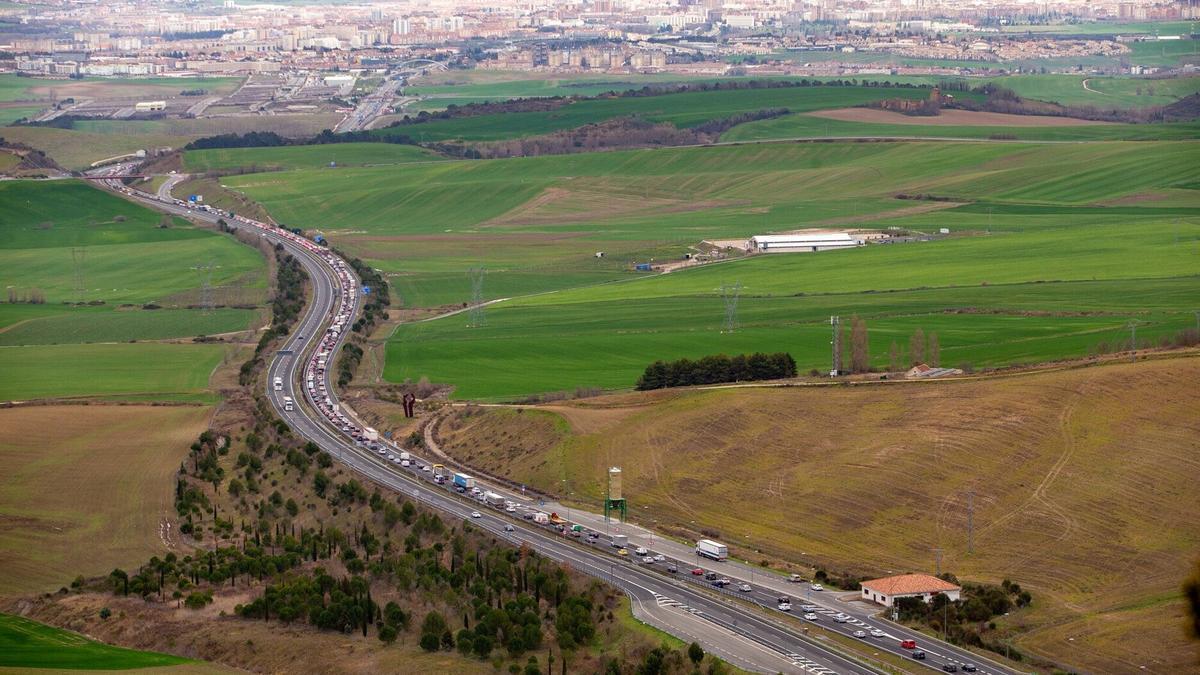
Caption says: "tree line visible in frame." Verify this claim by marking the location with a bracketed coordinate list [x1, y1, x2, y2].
[636, 352, 797, 390]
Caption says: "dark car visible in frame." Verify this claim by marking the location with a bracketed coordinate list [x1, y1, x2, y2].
[704, 571, 718, 581]
[666, 564, 678, 573]
[911, 650, 927, 661]
[961, 665, 977, 673]
[941, 665, 958, 673]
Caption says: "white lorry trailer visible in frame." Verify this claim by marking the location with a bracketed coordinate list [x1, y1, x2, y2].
[696, 539, 728, 561]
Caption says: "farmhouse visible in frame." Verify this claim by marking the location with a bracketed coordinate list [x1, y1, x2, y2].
[748, 232, 862, 253]
[133, 100, 166, 112]
[860, 573, 962, 607]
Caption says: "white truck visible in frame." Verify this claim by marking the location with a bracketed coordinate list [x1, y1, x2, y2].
[611, 534, 629, 549]
[533, 512, 550, 525]
[696, 539, 728, 561]
[273, 376, 283, 391]
[363, 427, 379, 442]
[485, 492, 505, 508]
[399, 451, 411, 461]
[283, 396, 294, 412]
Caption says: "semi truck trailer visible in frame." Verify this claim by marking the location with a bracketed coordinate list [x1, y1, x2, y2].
[696, 539, 728, 561]
[452, 473, 475, 490]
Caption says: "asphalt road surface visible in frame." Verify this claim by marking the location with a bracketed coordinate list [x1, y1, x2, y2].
[95, 168, 1026, 675]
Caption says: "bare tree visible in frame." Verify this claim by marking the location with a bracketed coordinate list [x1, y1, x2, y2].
[928, 332, 940, 367]
[910, 327, 926, 366]
[889, 340, 901, 372]
[850, 315, 870, 373]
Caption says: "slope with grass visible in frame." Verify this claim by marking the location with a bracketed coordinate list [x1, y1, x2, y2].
[0, 613, 193, 670]
[990, 74, 1200, 109]
[182, 142, 446, 172]
[0, 127, 196, 171]
[722, 112, 1200, 142]
[0, 179, 265, 402]
[0, 180, 266, 304]
[0, 405, 213, 595]
[370, 140, 1200, 397]
[376, 85, 945, 142]
[436, 356, 1200, 674]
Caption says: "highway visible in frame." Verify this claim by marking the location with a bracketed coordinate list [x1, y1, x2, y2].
[92, 166, 1026, 675]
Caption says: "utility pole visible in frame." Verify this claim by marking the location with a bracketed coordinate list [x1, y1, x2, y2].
[933, 547, 943, 577]
[1128, 320, 1138, 360]
[830, 315, 841, 377]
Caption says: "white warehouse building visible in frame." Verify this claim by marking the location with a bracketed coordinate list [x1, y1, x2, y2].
[748, 232, 862, 253]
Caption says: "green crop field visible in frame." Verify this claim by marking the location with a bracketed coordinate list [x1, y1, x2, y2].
[0, 180, 266, 305]
[722, 114, 1200, 142]
[0, 306, 257, 345]
[226, 139, 1200, 313]
[348, 139, 1200, 398]
[0, 613, 190, 669]
[0, 180, 264, 402]
[1128, 38, 1200, 66]
[988, 74, 1200, 108]
[183, 142, 446, 172]
[0, 342, 227, 401]
[376, 85, 948, 142]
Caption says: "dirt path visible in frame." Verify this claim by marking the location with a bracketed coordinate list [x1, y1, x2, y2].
[1081, 79, 1108, 96]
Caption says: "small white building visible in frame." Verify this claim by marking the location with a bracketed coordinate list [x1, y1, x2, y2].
[134, 100, 166, 112]
[748, 232, 862, 253]
[860, 574, 962, 607]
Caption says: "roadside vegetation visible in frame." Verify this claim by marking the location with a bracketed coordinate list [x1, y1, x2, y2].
[0, 612, 191, 670]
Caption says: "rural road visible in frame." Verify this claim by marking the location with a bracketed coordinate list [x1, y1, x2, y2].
[93, 164, 1027, 675]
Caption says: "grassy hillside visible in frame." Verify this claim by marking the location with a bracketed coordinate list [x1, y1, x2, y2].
[436, 356, 1200, 674]
[0, 180, 264, 402]
[0, 405, 212, 594]
[0, 127, 195, 171]
[0, 613, 192, 669]
[990, 74, 1200, 108]
[722, 114, 1200, 142]
[182, 142, 445, 172]
[362, 140, 1200, 397]
[0, 180, 266, 304]
[375, 85, 944, 142]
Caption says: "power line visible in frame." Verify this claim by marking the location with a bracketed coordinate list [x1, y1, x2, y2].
[467, 266, 486, 328]
[720, 281, 741, 333]
[193, 261, 215, 313]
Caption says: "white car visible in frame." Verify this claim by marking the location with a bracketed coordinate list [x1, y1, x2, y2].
[810, 583, 824, 592]
[470, 511, 481, 519]
[803, 613, 818, 621]
[634, 547, 648, 556]
[738, 583, 752, 592]
[642, 556, 655, 564]
[421, 465, 430, 472]
[853, 630, 868, 639]
[833, 614, 849, 623]
[653, 554, 666, 562]
[387, 454, 396, 461]
[869, 629, 886, 638]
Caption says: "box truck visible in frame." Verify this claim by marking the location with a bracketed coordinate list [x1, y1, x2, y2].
[611, 534, 629, 549]
[696, 539, 728, 561]
[485, 492, 505, 507]
[282, 396, 293, 412]
[273, 376, 283, 391]
[452, 473, 475, 490]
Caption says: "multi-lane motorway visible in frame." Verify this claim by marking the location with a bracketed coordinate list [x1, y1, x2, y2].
[95, 167, 1026, 675]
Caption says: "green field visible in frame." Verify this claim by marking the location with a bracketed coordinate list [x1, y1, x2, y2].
[1128, 38, 1200, 66]
[352, 139, 1200, 398]
[0, 342, 227, 401]
[0, 180, 263, 401]
[0, 306, 256, 345]
[377, 85, 950, 142]
[721, 115, 1200, 142]
[183, 142, 445, 172]
[0, 180, 266, 305]
[0, 613, 190, 669]
[990, 74, 1200, 108]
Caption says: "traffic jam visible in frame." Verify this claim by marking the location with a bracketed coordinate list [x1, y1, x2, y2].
[105, 170, 986, 675]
